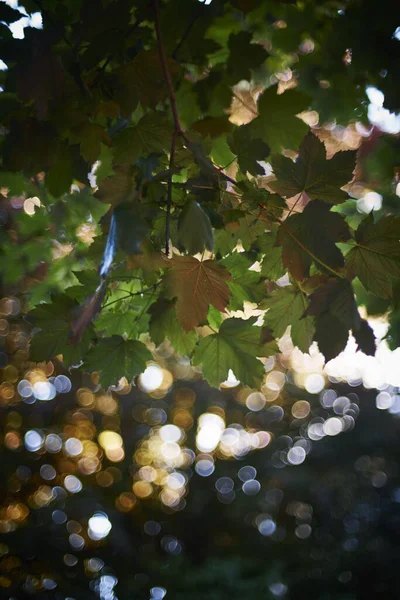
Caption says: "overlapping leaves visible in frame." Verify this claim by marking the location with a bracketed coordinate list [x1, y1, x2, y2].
[1, 0, 398, 392]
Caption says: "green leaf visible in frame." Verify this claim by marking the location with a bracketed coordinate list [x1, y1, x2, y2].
[116, 50, 179, 113]
[83, 336, 153, 388]
[163, 256, 231, 331]
[304, 278, 370, 360]
[229, 124, 270, 176]
[95, 166, 136, 206]
[249, 86, 310, 153]
[345, 215, 400, 299]
[221, 252, 264, 310]
[276, 200, 350, 280]
[262, 285, 314, 352]
[113, 113, 172, 165]
[193, 317, 276, 388]
[226, 32, 268, 84]
[94, 310, 136, 338]
[149, 298, 198, 355]
[178, 198, 214, 255]
[46, 144, 74, 197]
[253, 228, 286, 281]
[270, 132, 356, 204]
[0, 171, 35, 196]
[114, 202, 149, 254]
[28, 296, 91, 366]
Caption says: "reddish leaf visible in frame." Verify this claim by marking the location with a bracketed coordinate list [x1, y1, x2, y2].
[163, 256, 231, 331]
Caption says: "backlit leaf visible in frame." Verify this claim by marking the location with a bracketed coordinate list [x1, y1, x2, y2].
[270, 132, 356, 204]
[262, 286, 314, 352]
[163, 256, 231, 331]
[178, 198, 214, 255]
[249, 87, 310, 153]
[276, 201, 350, 280]
[149, 298, 198, 355]
[83, 336, 152, 388]
[345, 215, 400, 299]
[193, 317, 276, 388]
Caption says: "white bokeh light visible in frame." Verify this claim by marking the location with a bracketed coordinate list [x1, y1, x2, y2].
[88, 513, 112, 540]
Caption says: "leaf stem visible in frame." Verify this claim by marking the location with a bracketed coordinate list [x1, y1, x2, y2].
[102, 283, 160, 309]
[165, 130, 177, 255]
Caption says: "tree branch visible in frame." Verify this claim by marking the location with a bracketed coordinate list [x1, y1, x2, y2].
[153, 0, 182, 134]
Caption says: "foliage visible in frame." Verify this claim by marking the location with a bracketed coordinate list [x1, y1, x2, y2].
[0, 0, 399, 390]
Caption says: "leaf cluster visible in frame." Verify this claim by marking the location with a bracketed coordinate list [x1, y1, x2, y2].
[0, 0, 398, 389]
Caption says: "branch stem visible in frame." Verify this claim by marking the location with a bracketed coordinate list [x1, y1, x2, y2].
[165, 130, 177, 255]
[153, 0, 182, 134]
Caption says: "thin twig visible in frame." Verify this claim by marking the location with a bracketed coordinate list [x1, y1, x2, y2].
[153, 0, 182, 134]
[153, 0, 184, 255]
[165, 130, 177, 255]
[172, 12, 199, 62]
[102, 284, 160, 309]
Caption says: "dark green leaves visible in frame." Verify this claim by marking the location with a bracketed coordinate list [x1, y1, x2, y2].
[83, 336, 153, 388]
[113, 113, 172, 165]
[193, 317, 276, 388]
[227, 32, 268, 84]
[270, 132, 356, 204]
[114, 203, 149, 255]
[305, 278, 376, 360]
[277, 201, 350, 280]
[149, 298, 198, 355]
[249, 87, 310, 153]
[229, 124, 270, 176]
[28, 296, 91, 367]
[346, 215, 400, 299]
[116, 50, 179, 113]
[262, 286, 314, 352]
[254, 229, 286, 281]
[178, 199, 214, 255]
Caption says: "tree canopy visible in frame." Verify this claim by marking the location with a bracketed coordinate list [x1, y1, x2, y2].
[1, 1, 400, 599]
[0, 0, 399, 385]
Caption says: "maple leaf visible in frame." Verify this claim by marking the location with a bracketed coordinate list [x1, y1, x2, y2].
[254, 228, 286, 281]
[163, 256, 231, 331]
[113, 113, 173, 165]
[304, 278, 359, 329]
[262, 286, 314, 352]
[226, 32, 269, 85]
[83, 336, 153, 388]
[249, 86, 310, 153]
[178, 198, 214, 255]
[353, 318, 376, 356]
[221, 252, 265, 310]
[313, 313, 349, 362]
[95, 165, 136, 206]
[229, 124, 270, 175]
[193, 317, 276, 388]
[149, 298, 198, 355]
[345, 215, 400, 299]
[270, 131, 356, 204]
[116, 50, 179, 114]
[276, 200, 350, 280]
[28, 296, 92, 367]
[304, 278, 376, 360]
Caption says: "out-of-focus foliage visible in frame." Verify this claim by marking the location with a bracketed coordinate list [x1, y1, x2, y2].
[0, 0, 399, 389]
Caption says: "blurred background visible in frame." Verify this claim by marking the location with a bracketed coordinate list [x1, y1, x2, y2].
[1, 305, 400, 600]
